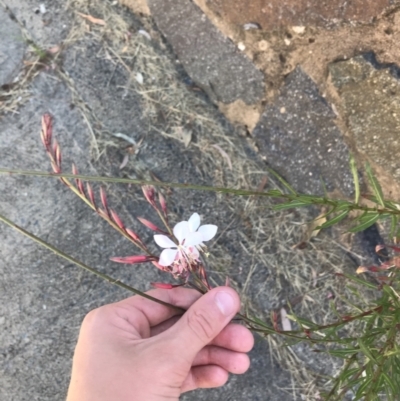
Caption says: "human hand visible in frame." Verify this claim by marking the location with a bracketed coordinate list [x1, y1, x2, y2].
[66, 286, 254, 401]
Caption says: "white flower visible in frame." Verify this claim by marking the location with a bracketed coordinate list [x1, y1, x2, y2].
[154, 213, 218, 267]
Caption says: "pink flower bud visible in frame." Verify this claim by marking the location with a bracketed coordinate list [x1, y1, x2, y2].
[41, 114, 52, 146]
[111, 209, 125, 230]
[77, 179, 84, 195]
[52, 140, 59, 158]
[142, 185, 156, 206]
[55, 144, 62, 167]
[100, 187, 109, 210]
[151, 282, 174, 289]
[138, 217, 166, 233]
[126, 228, 140, 242]
[110, 255, 151, 264]
[86, 183, 96, 208]
[158, 193, 167, 214]
[51, 161, 61, 174]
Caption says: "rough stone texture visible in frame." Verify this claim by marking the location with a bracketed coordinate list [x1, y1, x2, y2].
[147, 0, 265, 105]
[0, 7, 25, 86]
[253, 67, 354, 197]
[329, 53, 400, 185]
[206, 0, 395, 30]
[4, 0, 72, 45]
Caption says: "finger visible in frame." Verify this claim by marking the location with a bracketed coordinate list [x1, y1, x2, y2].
[192, 345, 250, 374]
[181, 365, 229, 393]
[113, 287, 202, 331]
[211, 323, 254, 353]
[164, 287, 240, 361]
[151, 319, 254, 355]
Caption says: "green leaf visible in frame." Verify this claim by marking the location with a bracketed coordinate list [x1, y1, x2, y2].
[349, 213, 380, 232]
[267, 167, 297, 195]
[358, 338, 377, 363]
[354, 377, 372, 400]
[366, 163, 384, 207]
[382, 373, 396, 400]
[342, 273, 378, 290]
[272, 200, 309, 210]
[328, 348, 360, 358]
[350, 154, 360, 204]
[317, 210, 349, 229]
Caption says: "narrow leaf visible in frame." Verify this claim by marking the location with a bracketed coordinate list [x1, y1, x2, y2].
[357, 338, 377, 363]
[342, 273, 378, 290]
[366, 162, 384, 207]
[328, 348, 359, 358]
[267, 167, 297, 195]
[273, 200, 309, 211]
[349, 213, 380, 232]
[350, 154, 360, 204]
[317, 210, 349, 229]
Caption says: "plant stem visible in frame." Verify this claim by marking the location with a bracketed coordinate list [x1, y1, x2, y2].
[0, 212, 184, 312]
[2, 168, 399, 217]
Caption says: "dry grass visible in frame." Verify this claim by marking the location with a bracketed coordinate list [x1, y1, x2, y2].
[28, 0, 382, 398]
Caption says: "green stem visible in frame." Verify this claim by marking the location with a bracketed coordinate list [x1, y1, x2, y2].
[0, 212, 183, 312]
[2, 168, 399, 216]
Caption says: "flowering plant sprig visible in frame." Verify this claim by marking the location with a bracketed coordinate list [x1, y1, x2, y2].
[0, 113, 392, 399]
[40, 114, 217, 292]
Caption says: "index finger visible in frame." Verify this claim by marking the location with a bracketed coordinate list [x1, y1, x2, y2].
[114, 287, 202, 328]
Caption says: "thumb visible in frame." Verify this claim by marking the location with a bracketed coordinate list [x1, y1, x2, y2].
[166, 287, 240, 360]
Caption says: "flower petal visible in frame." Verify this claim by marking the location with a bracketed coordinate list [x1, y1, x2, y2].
[184, 232, 204, 247]
[173, 221, 190, 243]
[198, 224, 218, 241]
[154, 234, 176, 249]
[159, 249, 178, 266]
[188, 213, 201, 232]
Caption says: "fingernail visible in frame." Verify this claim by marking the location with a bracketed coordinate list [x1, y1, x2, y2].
[215, 291, 236, 316]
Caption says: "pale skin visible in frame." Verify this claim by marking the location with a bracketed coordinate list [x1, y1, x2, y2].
[66, 286, 254, 401]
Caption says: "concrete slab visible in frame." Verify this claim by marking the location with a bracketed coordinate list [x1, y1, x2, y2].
[329, 53, 400, 191]
[147, 0, 265, 105]
[253, 67, 354, 197]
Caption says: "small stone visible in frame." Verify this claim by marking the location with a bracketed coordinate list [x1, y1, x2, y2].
[39, 4, 47, 14]
[243, 22, 261, 30]
[292, 26, 305, 34]
[280, 107, 286, 113]
[0, 316, 5, 325]
[284, 38, 291, 46]
[135, 72, 144, 84]
[238, 42, 246, 51]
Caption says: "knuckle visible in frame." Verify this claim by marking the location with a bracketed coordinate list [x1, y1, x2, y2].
[82, 305, 111, 327]
[187, 309, 215, 342]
